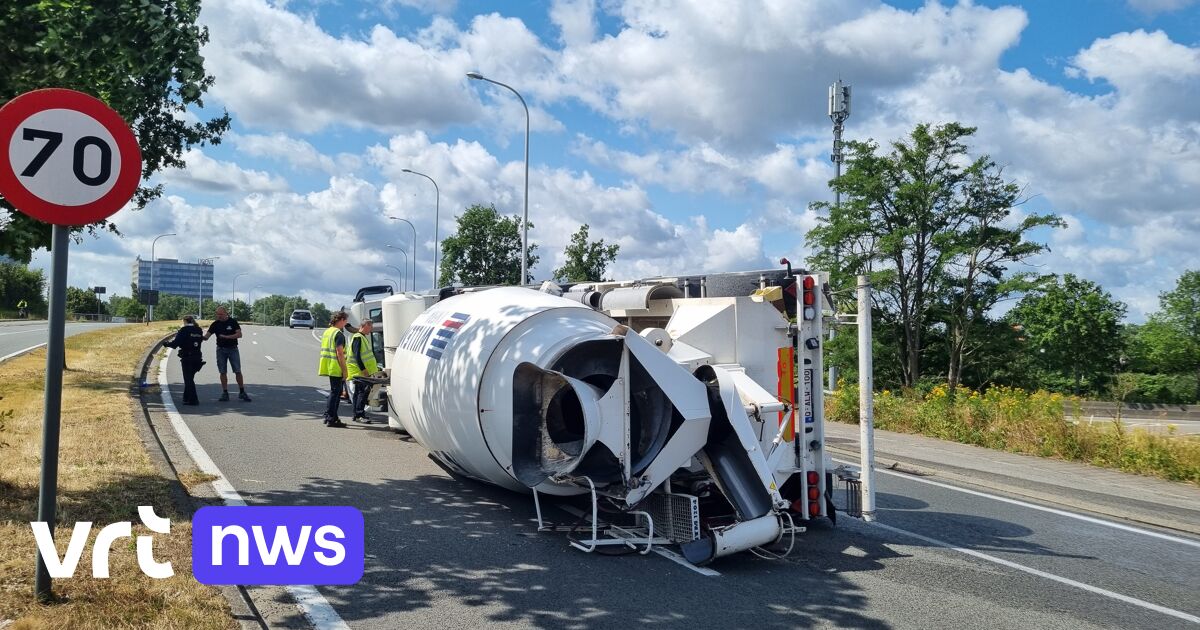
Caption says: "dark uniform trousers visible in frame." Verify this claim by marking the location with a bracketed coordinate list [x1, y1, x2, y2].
[181, 357, 203, 404]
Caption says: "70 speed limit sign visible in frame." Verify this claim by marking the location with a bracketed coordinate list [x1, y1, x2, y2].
[0, 88, 142, 225]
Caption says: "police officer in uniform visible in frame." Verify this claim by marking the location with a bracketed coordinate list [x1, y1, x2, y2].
[164, 315, 205, 405]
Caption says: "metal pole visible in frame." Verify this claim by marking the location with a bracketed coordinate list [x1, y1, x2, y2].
[399, 171, 439, 290]
[387, 217, 418, 291]
[386, 263, 406, 292]
[232, 272, 248, 320]
[149, 233, 175, 322]
[467, 73, 530, 285]
[857, 275, 875, 522]
[34, 225, 69, 600]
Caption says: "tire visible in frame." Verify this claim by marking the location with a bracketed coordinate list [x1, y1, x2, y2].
[289, 325, 293, 329]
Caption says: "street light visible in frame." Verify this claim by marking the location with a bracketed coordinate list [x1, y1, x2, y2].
[383, 278, 398, 292]
[198, 257, 219, 319]
[232, 272, 249, 319]
[386, 215, 418, 290]
[399, 170, 440, 290]
[467, 71, 530, 285]
[385, 264, 406, 292]
[149, 233, 176, 321]
[386, 245, 409, 292]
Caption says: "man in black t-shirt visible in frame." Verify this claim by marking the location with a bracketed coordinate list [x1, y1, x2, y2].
[204, 306, 251, 402]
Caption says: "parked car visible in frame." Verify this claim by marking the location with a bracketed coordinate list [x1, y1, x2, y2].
[288, 309, 315, 329]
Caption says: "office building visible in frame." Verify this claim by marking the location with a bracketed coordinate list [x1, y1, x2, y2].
[131, 257, 214, 303]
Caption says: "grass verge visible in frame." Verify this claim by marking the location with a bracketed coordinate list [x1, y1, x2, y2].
[827, 383, 1200, 484]
[0, 323, 233, 629]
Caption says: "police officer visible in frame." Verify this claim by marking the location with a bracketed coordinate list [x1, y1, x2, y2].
[318, 311, 350, 427]
[346, 319, 379, 422]
[164, 315, 205, 405]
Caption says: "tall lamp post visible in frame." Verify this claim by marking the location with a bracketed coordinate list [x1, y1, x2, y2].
[467, 71, 531, 284]
[231, 272, 249, 319]
[385, 264, 406, 292]
[399, 170, 439, 289]
[386, 215, 418, 291]
[385, 246, 409, 292]
[198, 257, 219, 319]
[827, 79, 851, 392]
[149, 233, 176, 321]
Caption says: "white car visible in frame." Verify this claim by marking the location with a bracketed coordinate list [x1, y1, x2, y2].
[288, 309, 315, 329]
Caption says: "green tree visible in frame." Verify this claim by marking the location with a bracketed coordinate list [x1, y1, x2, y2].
[0, 262, 47, 315]
[1, 0, 230, 262]
[807, 122, 1059, 388]
[108, 295, 145, 320]
[1131, 270, 1200, 399]
[310, 302, 331, 328]
[553, 224, 620, 283]
[65, 286, 104, 316]
[1007, 274, 1127, 394]
[439, 204, 538, 287]
[154, 294, 198, 320]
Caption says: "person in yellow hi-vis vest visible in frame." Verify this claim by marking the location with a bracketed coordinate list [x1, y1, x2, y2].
[317, 311, 350, 428]
[346, 319, 380, 423]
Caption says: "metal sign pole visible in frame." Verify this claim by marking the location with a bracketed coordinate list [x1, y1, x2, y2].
[857, 275, 876, 522]
[34, 224, 69, 600]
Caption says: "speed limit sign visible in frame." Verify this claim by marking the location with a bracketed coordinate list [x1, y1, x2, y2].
[0, 88, 141, 225]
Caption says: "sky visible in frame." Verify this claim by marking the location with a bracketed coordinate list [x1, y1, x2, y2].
[19, 0, 1200, 319]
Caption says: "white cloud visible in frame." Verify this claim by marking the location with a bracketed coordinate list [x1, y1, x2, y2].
[159, 149, 290, 193]
[550, 0, 596, 47]
[1126, 0, 1199, 15]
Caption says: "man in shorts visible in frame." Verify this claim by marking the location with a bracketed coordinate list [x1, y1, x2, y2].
[205, 306, 252, 401]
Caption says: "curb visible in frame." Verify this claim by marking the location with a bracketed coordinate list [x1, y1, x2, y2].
[131, 337, 270, 630]
[827, 444, 1200, 536]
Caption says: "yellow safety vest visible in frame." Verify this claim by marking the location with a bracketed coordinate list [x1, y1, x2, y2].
[346, 331, 378, 379]
[317, 326, 344, 377]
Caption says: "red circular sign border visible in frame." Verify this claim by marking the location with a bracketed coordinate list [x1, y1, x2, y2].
[0, 88, 142, 226]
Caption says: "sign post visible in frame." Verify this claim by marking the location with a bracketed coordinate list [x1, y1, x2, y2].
[0, 88, 141, 601]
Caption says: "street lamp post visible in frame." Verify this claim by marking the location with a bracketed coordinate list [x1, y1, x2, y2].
[385, 264, 406, 292]
[149, 233, 176, 321]
[399, 170, 440, 290]
[386, 215, 418, 291]
[467, 71, 530, 285]
[383, 278, 398, 292]
[198, 257, 219, 319]
[232, 272, 249, 319]
[385, 246, 409, 292]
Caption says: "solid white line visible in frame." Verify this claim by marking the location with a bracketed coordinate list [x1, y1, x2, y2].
[834, 457, 1200, 549]
[871, 520, 1200, 624]
[310, 329, 322, 343]
[0, 342, 46, 363]
[159, 349, 351, 630]
[0, 328, 44, 336]
[265, 355, 276, 362]
[252, 340, 259, 345]
[556, 504, 720, 577]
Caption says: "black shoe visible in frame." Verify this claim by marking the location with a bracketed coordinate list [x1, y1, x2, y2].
[218, 391, 230, 401]
[326, 420, 346, 428]
[239, 391, 252, 402]
[182, 400, 198, 406]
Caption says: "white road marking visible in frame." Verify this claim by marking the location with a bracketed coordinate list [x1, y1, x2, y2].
[159, 349, 351, 630]
[310, 329, 322, 343]
[265, 355, 276, 362]
[0, 328, 45, 336]
[871, 520, 1200, 624]
[0, 342, 46, 363]
[314, 388, 329, 397]
[834, 458, 1200, 549]
[252, 340, 259, 345]
[557, 504, 720, 577]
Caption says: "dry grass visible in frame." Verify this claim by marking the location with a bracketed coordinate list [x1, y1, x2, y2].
[0, 323, 233, 629]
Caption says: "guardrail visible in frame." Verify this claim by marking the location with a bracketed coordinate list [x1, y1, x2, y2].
[1077, 401, 1200, 422]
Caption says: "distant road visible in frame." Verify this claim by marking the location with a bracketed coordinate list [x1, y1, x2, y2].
[0, 320, 126, 361]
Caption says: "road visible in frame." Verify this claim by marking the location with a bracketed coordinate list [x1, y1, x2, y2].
[160, 324, 1200, 629]
[0, 320, 125, 360]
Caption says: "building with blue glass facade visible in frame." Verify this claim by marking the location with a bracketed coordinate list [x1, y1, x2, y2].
[131, 257, 214, 303]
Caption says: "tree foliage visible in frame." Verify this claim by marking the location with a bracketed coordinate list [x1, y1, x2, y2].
[1129, 270, 1200, 399]
[438, 204, 538, 287]
[153, 293, 198, 321]
[65, 286, 104, 316]
[107, 295, 145, 320]
[0, 262, 46, 314]
[553, 224, 619, 283]
[808, 122, 1060, 388]
[310, 302, 332, 328]
[0, 0, 230, 262]
[1007, 274, 1126, 394]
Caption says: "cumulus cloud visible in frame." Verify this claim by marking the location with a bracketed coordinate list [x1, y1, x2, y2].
[1126, 0, 1199, 14]
[159, 149, 290, 193]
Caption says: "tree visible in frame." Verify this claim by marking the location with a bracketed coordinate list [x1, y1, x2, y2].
[108, 295, 145, 320]
[439, 204, 538, 287]
[310, 302, 332, 328]
[1132, 270, 1200, 399]
[808, 122, 1059, 388]
[154, 294, 198, 321]
[1007, 274, 1126, 394]
[1, 0, 230, 262]
[65, 286, 103, 316]
[553, 224, 620, 283]
[0, 262, 47, 315]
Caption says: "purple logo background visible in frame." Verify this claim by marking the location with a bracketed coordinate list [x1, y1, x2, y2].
[192, 505, 364, 585]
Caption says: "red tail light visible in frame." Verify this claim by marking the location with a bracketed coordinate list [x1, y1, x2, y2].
[808, 501, 821, 517]
[807, 487, 820, 501]
[806, 471, 819, 485]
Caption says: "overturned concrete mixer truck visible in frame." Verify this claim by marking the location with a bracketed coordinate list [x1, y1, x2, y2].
[375, 264, 857, 565]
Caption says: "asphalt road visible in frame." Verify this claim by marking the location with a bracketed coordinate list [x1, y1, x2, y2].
[0, 320, 125, 360]
[162, 324, 1200, 629]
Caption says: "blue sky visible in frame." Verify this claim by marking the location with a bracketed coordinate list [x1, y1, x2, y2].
[22, 0, 1200, 319]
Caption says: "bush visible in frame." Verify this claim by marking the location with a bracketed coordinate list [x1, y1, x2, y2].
[1119, 372, 1198, 405]
[827, 383, 1199, 483]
